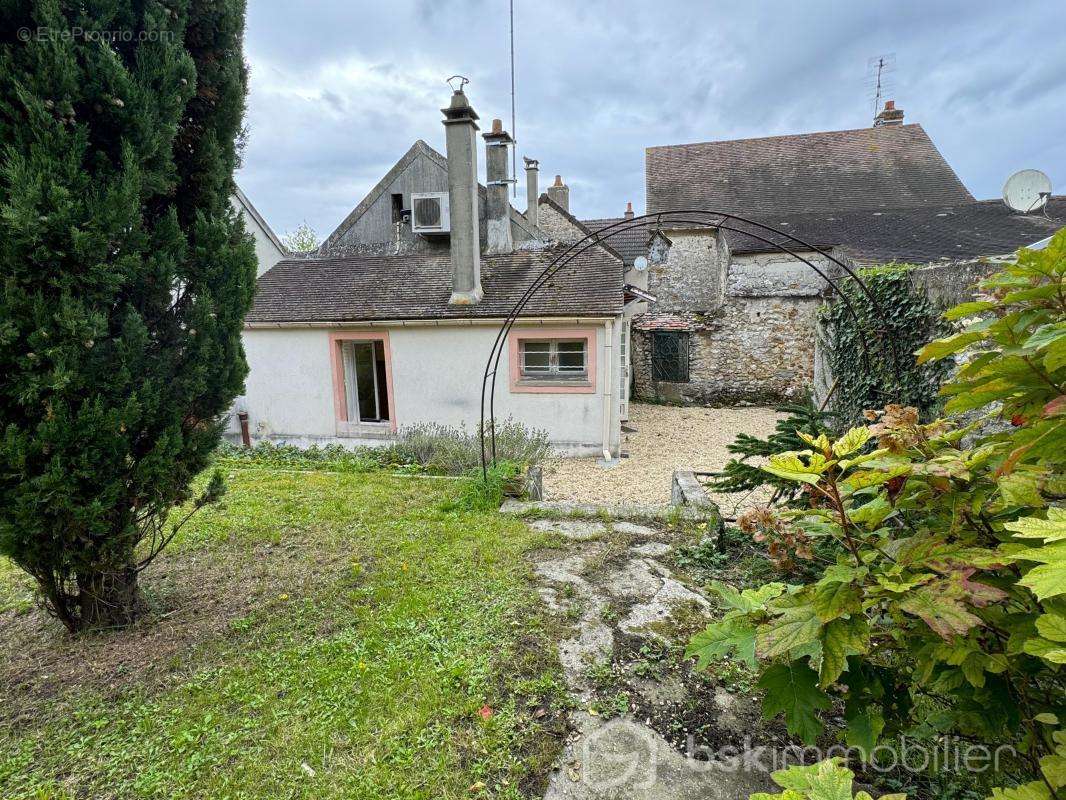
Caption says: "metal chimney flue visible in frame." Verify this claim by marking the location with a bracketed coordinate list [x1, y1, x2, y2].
[524, 156, 539, 230]
[483, 118, 515, 255]
[442, 82, 482, 304]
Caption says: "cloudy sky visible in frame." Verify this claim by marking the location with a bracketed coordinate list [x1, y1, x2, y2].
[235, 0, 1066, 243]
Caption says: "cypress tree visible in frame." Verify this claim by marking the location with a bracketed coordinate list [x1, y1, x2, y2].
[0, 0, 257, 631]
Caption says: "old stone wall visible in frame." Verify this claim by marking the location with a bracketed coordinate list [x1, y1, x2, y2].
[646, 230, 726, 311]
[536, 201, 587, 242]
[632, 247, 835, 405]
[632, 295, 820, 405]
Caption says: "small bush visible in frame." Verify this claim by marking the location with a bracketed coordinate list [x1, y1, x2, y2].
[391, 418, 550, 475]
[443, 461, 523, 512]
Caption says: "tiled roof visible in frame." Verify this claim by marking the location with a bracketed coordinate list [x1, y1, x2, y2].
[632, 314, 697, 332]
[581, 217, 650, 267]
[646, 124, 975, 217]
[247, 245, 624, 324]
[723, 198, 1066, 264]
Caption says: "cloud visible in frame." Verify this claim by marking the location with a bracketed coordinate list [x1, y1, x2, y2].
[236, 0, 1066, 240]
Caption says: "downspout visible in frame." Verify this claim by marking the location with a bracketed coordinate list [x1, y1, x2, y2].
[601, 319, 614, 461]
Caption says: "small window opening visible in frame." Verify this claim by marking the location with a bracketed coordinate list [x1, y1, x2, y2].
[390, 193, 405, 223]
[651, 331, 689, 383]
[341, 340, 390, 422]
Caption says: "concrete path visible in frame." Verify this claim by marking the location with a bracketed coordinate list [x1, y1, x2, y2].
[530, 518, 776, 800]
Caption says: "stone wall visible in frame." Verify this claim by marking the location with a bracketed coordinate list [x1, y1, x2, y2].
[632, 245, 836, 405]
[633, 295, 820, 405]
[536, 200, 587, 242]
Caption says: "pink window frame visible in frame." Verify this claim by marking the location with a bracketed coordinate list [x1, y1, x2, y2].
[508, 327, 597, 394]
[329, 331, 398, 432]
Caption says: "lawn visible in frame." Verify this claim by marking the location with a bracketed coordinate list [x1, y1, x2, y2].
[0, 467, 567, 799]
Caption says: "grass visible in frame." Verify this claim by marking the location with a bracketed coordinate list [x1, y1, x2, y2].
[0, 468, 566, 799]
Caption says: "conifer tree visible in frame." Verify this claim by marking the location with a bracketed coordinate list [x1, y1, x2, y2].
[0, 0, 256, 631]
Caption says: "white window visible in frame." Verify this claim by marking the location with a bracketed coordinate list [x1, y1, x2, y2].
[340, 340, 390, 423]
[520, 339, 587, 380]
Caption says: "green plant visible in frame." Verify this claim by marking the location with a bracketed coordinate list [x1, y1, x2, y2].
[691, 233, 1066, 798]
[393, 418, 550, 475]
[820, 265, 955, 427]
[751, 758, 906, 800]
[443, 461, 522, 512]
[707, 399, 837, 502]
[0, 0, 256, 630]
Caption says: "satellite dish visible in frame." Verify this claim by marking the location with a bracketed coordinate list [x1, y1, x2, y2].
[1003, 169, 1052, 214]
[633, 255, 649, 272]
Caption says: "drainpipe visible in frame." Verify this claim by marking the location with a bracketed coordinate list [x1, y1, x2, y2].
[601, 319, 614, 461]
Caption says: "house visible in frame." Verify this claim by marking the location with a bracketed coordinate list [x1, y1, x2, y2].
[232, 185, 287, 277]
[234, 87, 631, 458]
[618, 102, 1064, 405]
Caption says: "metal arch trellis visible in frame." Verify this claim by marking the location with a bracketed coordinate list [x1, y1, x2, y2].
[478, 209, 907, 478]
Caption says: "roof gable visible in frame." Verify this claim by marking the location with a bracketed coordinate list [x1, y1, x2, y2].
[646, 123, 974, 218]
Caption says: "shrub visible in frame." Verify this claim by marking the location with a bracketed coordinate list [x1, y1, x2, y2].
[0, 0, 255, 630]
[392, 418, 550, 474]
[820, 265, 954, 427]
[692, 232, 1066, 798]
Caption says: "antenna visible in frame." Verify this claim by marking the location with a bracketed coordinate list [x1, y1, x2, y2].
[865, 54, 896, 119]
[509, 0, 517, 197]
[1002, 169, 1052, 214]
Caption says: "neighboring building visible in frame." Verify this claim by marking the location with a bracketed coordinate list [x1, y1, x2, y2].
[235, 89, 629, 458]
[624, 103, 1064, 405]
[232, 185, 287, 277]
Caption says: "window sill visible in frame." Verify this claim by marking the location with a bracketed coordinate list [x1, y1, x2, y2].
[335, 421, 395, 439]
[512, 378, 595, 394]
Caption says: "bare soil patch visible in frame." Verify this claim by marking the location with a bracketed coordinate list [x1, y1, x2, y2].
[0, 538, 346, 727]
[544, 402, 784, 514]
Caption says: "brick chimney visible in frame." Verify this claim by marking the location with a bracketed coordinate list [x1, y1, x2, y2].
[523, 156, 539, 230]
[482, 118, 514, 255]
[624, 201, 634, 219]
[874, 100, 904, 127]
[547, 174, 569, 212]
[442, 86, 482, 305]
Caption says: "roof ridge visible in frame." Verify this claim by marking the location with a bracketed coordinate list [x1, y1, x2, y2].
[645, 123, 926, 152]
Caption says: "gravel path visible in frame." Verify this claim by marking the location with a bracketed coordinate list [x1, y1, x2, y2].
[543, 403, 784, 515]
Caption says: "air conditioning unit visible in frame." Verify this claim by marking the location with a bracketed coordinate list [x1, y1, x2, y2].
[410, 192, 450, 235]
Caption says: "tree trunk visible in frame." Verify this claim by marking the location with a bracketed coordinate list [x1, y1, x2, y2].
[76, 564, 145, 629]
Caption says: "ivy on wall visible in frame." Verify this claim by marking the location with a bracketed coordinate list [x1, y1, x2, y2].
[819, 265, 954, 425]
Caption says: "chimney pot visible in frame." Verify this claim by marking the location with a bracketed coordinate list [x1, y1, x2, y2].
[624, 201, 634, 219]
[491, 118, 503, 134]
[873, 99, 905, 127]
[547, 174, 570, 212]
[884, 100, 895, 110]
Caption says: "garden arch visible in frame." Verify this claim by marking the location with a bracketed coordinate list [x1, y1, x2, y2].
[479, 210, 905, 476]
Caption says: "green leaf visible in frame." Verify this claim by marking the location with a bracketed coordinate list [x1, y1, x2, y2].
[1041, 748, 1066, 789]
[770, 758, 856, 799]
[1024, 322, 1066, 352]
[998, 471, 1046, 508]
[758, 603, 822, 659]
[1005, 508, 1066, 543]
[1019, 561, 1066, 601]
[812, 582, 862, 623]
[899, 586, 983, 640]
[844, 708, 885, 759]
[762, 452, 834, 486]
[944, 300, 996, 321]
[707, 580, 786, 613]
[758, 663, 832, 745]
[687, 616, 758, 669]
[917, 331, 983, 364]
[1036, 611, 1066, 643]
[832, 427, 872, 458]
[989, 780, 1054, 800]
[820, 616, 869, 687]
[847, 495, 893, 530]
[1022, 637, 1066, 664]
